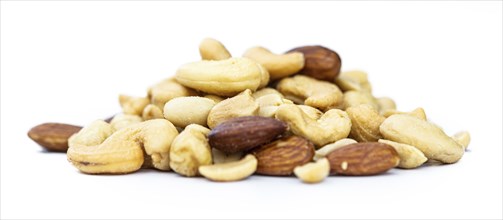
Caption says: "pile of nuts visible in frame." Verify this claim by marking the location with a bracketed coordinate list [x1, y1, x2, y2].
[28, 38, 471, 183]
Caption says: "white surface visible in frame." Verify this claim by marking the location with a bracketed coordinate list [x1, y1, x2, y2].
[1, 1, 502, 219]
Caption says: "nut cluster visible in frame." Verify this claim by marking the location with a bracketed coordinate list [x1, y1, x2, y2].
[28, 38, 470, 183]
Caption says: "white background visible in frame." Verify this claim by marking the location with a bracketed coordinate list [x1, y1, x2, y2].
[1, 1, 502, 219]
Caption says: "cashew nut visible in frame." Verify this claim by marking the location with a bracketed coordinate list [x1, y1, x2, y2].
[175, 57, 262, 96]
[110, 113, 143, 131]
[380, 114, 464, 164]
[293, 158, 330, 183]
[277, 75, 343, 111]
[243, 46, 304, 80]
[119, 94, 150, 116]
[169, 124, 212, 177]
[198, 154, 257, 182]
[335, 70, 372, 92]
[163, 96, 216, 128]
[255, 93, 293, 117]
[378, 139, 427, 169]
[382, 107, 427, 120]
[147, 78, 198, 109]
[342, 90, 379, 110]
[275, 104, 351, 147]
[199, 38, 231, 60]
[67, 119, 179, 174]
[207, 89, 259, 128]
[142, 104, 164, 120]
[211, 148, 243, 164]
[346, 104, 386, 142]
[314, 138, 357, 161]
[376, 97, 396, 115]
[252, 88, 284, 99]
[452, 131, 471, 150]
[68, 120, 115, 148]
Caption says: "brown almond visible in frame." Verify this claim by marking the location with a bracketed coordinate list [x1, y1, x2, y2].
[287, 45, 341, 81]
[326, 142, 399, 176]
[208, 116, 287, 153]
[28, 123, 82, 152]
[252, 135, 315, 176]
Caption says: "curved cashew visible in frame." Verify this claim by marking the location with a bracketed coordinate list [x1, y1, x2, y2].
[199, 154, 257, 182]
[277, 75, 343, 111]
[207, 89, 259, 128]
[376, 97, 396, 115]
[199, 38, 232, 61]
[142, 104, 164, 120]
[293, 158, 330, 183]
[163, 96, 216, 128]
[68, 120, 115, 148]
[342, 90, 379, 110]
[169, 124, 212, 177]
[110, 113, 143, 131]
[452, 131, 471, 150]
[119, 94, 150, 116]
[147, 78, 198, 109]
[314, 138, 357, 161]
[175, 57, 262, 96]
[252, 88, 284, 99]
[275, 104, 351, 147]
[346, 104, 386, 142]
[382, 107, 427, 120]
[335, 70, 372, 92]
[255, 93, 293, 117]
[67, 119, 179, 174]
[243, 46, 304, 80]
[256, 63, 270, 89]
[378, 139, 427, 169]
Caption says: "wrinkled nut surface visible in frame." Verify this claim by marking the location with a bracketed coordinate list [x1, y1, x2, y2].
[208, 116, 287, 153]
[164, 96, 216, 128]
[326, 142, 400, 176]
[147, 78, 198, 109]
[376, 97, 396, 115]
[67, 119, 178, 174]
[169, 124, 212, 177]
[276, 104, 351, 147]
[199, 38, 231, 61]
[382, 107, 427, 120]
[277, 75, 343, 111]
[252, 136, 315, 176]
[335, 70, 372, 92]
[342, 90, 379, 110]
[452, 131, 471, 150]
[207, 89, 259, 128]
[380, 114, 464, 164]
[110, 113, 143, 131]
[378, 139, 427, 169]
[211, 148, 243, 164]
[175, 57, 262, 96]
[287, 45, 341, 82]
[28, 123, 82, 152]
[243, 46, 304, 80]
[293, 158, 330, 183]
[346, 104, 385, 142]
[199, 154, 257, 182]
[68, 120, 114, 148]
[314, 138, 357, 161]
[142, 104, 164, 120]
[119, 95, 150, 116]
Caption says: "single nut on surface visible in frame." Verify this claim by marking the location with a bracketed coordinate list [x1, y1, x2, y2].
[175, 57, 262, 96]
[275, 104, 351, 147]
[376, 97, 396, 115]
[208, 116, 287, 153]
[119, 94, 150, 116]
[287, 45, 341, 81]
[110, 113, 143, 131]
[147, 78, 198, 109]
[293, 158, 330, 183]
[452, 131, 471, 150]
[335, 70, 372, 92]
[163, 96, 216, 128]
[68, 120, 114, 148]
[277, 75, 343, 111]
[380, 114, 464, 164]
[169, 124, 212, 177]
[199, 38, 231, 61]
[346, 104, 385, 142]
[243, 46, 304, 80]
[207, 89, 259, 128]
[142, 104, 164, 120]
[67, 119, 178, 174]
[212, 148, 243, 164]
[378, 139, 427, 169]
[326, 142, 400, 176]
[382, 107, 427, 120]
[342, 90, 379, 110]
[251, 136, 315, 176]
[314, 138, 357, 161]
[256, 93, 293, 117]
[28, 123, 82, 152]
[199, 154, 257, 182]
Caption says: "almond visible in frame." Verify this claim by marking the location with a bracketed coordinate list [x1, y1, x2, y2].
[28, 123, 82, 152]
[251, 135, 315, 176]
[287, 45, 341, 81]
[326, 142, 399, 176]
[208, 116, 287, 153]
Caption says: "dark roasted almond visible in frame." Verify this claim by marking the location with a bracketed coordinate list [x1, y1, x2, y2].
[28, 123, 82, 152]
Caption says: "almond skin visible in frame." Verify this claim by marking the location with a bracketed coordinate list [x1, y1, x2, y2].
[252, 135, 315, 176]
[28, 123, 82, 152]
[287, 45, 342, 81]
[326, 142, 399, 176]
[208, 116, 287, 153]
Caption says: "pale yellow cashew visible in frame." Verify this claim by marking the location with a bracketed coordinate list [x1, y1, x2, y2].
[243, 46, 304, 80]
[142, 104, 164, 120]
[163, 96, 216, 128]
[199, 154, 257, 182]
[147, 78, 198, 109]
[169, 124, 212, 177]
[199, 38, 232, 60]
[207, 89, 259, 128]
[110, 113, 143, 131]
[119, 94, 150, 116]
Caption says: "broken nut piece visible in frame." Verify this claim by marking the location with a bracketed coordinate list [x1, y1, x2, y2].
[199, 154, 257, 182]
[293, 158, 330, 183]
